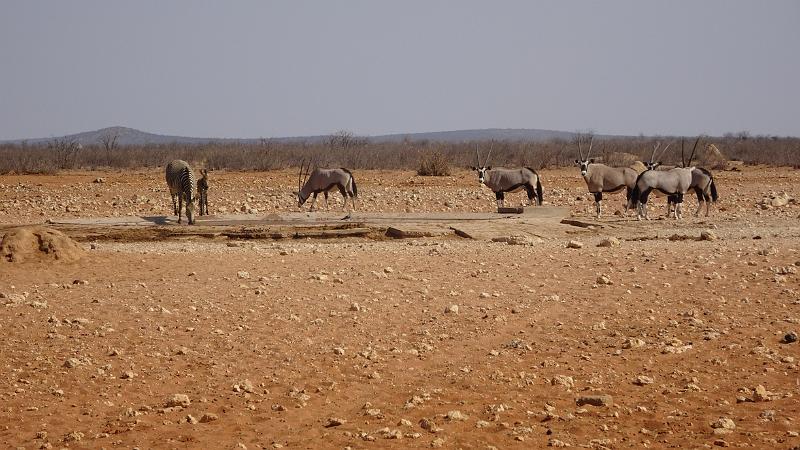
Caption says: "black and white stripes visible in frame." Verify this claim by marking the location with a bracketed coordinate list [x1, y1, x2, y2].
[165, 159, 196, 224]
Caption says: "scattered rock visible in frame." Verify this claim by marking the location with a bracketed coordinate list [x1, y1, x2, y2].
[700, 230, 718, 241]
[597, 237, 620, 247]
[200, 412, 219, 423]
[782, 331, 798, 344]
[444, 304, 459, 314]
[710, 417, 736, 434]
[491, 235, 543, 246]
[63, 358, 80, 368]
[575, 395, 613, 407]
[551, 375, 575, 389]
[753, 385, 776, 402]
[633, 375, 654, 386]
[324, 417, 346, 428]
[165, 394, 191, 408]
[445, 410, 468, 421]
[596, 274, 613, 285]
[567, 240, 584, 249]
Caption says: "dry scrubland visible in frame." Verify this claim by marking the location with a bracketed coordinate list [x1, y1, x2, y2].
[1, 166, 800, 449]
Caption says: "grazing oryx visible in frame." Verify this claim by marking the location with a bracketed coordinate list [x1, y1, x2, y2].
[471, 146, 543, 208]
[197, 169, 209, 216]
[297, 160, 358, 211]
[165, 159, 196, 225]
[574, 136, 640, 218]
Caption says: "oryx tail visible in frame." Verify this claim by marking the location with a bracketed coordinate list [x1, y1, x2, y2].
[527, 167, 543, 206]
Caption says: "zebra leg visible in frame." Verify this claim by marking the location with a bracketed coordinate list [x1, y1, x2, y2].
[171, 193, 178, 216]
[177, 195, 183, 224]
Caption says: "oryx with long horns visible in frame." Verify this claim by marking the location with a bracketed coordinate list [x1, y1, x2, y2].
[471, 144, 543, 208]
[628, 141, 694, 219]
[666, 138, 719, 216]
[573, 135, 640, 218]
[296, 160, 358, 211]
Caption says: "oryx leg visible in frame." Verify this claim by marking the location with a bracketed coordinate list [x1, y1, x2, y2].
[674, 193, 684, 219]
[593, 192, 603, 218]
[623, 188, 632, 216]
[524, 184, 535, 207]
[310, 192, 318, 211]
[495, 191, 504, 209]
[694, 188, 705, 217]
[323, 191, 330, 210]
[337, 184, 349, 211]
[639, 189, 652, 220]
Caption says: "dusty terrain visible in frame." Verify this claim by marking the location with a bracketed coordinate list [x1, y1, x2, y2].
[1, 166, 799, 449]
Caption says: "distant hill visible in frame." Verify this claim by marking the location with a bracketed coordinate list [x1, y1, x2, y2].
[1, 126, 586, 147]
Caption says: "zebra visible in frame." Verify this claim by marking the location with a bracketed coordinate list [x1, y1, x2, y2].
[472, 145, 543, 208]
[297, 160, 358, 211]
[197, 169, 209, 216]
[165, 160, 196, 224]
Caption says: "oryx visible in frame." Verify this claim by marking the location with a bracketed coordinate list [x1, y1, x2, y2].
[665, 138, 719, 216]
[471, 145, 543, 208]
[573, 136, 640, 218]
[296, 160, 358, 211]
[628, 165, 694, 220]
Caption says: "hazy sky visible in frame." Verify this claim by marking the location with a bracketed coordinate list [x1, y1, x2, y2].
[1, 1, 798, 140]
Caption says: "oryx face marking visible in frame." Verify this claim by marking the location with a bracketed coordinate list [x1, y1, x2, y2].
[574, 159, 592, 178]
[474, 166, 491, 185]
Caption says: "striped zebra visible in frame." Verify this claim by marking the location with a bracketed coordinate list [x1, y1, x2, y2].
[165, 160, 196, 224]
[197, 169, 209, 216]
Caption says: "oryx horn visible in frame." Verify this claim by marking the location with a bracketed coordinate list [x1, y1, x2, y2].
[586, 135, 594, 160]
[687, 137, 701, 167]
[650, 142, 661, 164]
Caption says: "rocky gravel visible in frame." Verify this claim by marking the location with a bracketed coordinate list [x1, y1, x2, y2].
[1, 166, 799, 448]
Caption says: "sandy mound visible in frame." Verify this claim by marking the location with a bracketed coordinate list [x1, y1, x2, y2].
[1, 226, 85, 263]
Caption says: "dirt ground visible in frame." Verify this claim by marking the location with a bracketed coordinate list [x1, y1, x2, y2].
[1, 166, 799, 449]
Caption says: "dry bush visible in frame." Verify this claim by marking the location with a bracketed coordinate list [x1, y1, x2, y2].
[1, 134, 798, 174]
[417, 151, 451, 176]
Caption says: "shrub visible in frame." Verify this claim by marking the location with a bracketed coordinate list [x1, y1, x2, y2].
[417, 151, 451, 176]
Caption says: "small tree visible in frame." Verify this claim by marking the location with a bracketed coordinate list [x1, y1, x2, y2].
[98, 130, 119, 166]
[48, 138, 81, 170]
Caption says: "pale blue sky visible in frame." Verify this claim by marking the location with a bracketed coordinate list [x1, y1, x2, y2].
[1, 1, 798, 140]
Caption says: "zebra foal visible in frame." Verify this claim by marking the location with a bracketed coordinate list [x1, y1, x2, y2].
[197, 169, 209, 216]
[165, 160, 196, 224]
